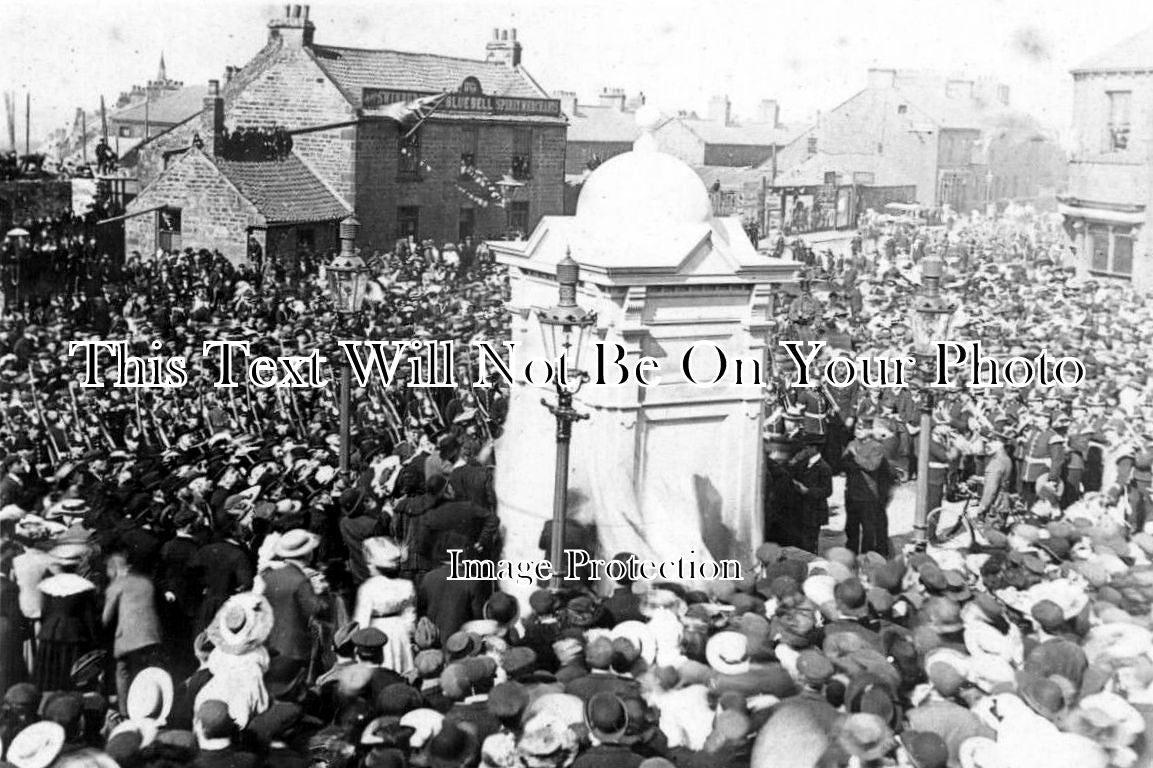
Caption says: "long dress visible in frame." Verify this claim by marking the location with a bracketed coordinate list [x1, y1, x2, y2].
[35, 573, 99, 692]
[354, 575, 417, 675]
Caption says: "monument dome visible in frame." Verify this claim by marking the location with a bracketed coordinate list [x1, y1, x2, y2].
[575, 106, 712, 227]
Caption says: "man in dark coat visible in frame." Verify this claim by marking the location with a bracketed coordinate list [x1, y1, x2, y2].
[259, 530, 324, 664]
[413, 488, 499, 565]
[790, 444, 834, 554]
[418, 557, 491, 640]
[187, 526, 255, 634]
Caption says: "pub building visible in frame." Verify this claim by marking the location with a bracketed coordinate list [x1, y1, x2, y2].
[122, 6, 568, 263]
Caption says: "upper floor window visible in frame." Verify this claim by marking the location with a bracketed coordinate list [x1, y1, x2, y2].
[461, 125, 479, 176]
[399, 128, 421, 180]
[512, 127, 532, 180]
[1107, 90, 1131, 151]
[461, 77, 482, 95]
[897, 104, 908, 115]
[807, 136, 818, 156]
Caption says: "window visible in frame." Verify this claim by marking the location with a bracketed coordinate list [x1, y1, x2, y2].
[1108, 90, 1131, 151]
[157, 207, 181, 252]
[897, 104, 908, 115]
[508, 201, 529, 233]
[118, 126, 132, 138]
[511, 128, 532, 180]
[459, 207, 475, 240]
[461, 125, 479, 176]
[397, 206, 420, 241]
[1087, 223, 1135, 278]
[398, 128, 421, 180]
[807, 136, 818, 156]
[461, 77, 482, 95]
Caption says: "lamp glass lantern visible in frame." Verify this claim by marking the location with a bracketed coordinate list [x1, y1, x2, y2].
[910, 254, 957, 359]
[328, 216, 368, 315]
[538, 253, 595, 375]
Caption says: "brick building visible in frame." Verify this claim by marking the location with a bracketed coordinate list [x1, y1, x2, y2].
[1060, 26, 1153, 287]
[123, 6, 566, 263]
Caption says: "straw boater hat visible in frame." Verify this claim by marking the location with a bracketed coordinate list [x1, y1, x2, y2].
[126, 667, 174, 725]
[274, 529, 320, 561]
[6, 722, 65, 768]
[705, 632, 751, 676]
[211, 593, 275, 654]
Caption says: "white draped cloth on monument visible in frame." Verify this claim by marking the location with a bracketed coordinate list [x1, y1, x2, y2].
[494, 378, 743, 605]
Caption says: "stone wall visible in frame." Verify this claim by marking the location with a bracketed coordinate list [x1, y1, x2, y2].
[355, 119, 566, 251]
[124, 150, 259, 262]
[226, 45, 355, 201]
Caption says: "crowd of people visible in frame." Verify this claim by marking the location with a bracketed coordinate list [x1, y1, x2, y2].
[0, 209, 1152, 768]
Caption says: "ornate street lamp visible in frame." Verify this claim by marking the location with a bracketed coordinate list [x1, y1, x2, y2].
[327, 214, 368, 474]
[537, 250, 596, 588]
[910, 253, 957, 547]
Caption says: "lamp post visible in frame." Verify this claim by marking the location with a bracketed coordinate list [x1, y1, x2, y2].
[536, 251, 596, 588]
[326, 214, 368, 475]
[909, 253, 957, 547]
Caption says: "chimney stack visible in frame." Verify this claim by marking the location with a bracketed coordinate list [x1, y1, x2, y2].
[485, 27, 523, 67]
[598, 87, 626, 112]
[867, 68, 897, 90]
[201, 79, 224, 155]
[551, 90, 578, 118]
[757, 99, 780, 127]
[268, 4, 315, 48]
[708, 95, 732, 126]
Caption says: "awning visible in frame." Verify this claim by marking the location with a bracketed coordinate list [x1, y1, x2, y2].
[1058, 201, 1146, 226]
[97, 205, 165, 226]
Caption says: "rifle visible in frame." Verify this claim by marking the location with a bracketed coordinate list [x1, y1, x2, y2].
[27, 364, 61, 464]
[66, 382, 93, 451]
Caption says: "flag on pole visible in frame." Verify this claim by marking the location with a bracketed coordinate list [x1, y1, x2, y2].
[376, 93, 449, 138]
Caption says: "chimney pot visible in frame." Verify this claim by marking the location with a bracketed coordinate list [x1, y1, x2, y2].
[511, 28, 517, 41]
[284, 4, 290, 17]
[293, 5, 302, 18]
[302, 5, 309, 21]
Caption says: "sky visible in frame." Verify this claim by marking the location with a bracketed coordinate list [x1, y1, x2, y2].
[3, 0, 1153, 150]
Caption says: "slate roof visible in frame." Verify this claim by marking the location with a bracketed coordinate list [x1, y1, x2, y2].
[111, 86, 209, 125]
[215, 154, 349, 224]
[309, 45, 547, 106]
[1073, 26, 1153, 74]
[679, 118, 798, 147]
[567, 105, 647, 143]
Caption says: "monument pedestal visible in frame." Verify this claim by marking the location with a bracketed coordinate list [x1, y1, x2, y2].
[489, 119, 797, 600]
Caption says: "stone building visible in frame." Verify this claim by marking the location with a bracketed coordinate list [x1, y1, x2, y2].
[123, 6, 566, 263]
[554, 88, 648, 176]
[653, 96, 793, 168]
[109, 85, 207, 142]
[1061, 26, 1153, 286]
[775, 69, 1065, 213]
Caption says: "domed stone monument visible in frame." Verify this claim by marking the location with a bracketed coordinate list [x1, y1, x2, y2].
[489, 110, 797, 598]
